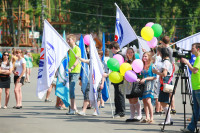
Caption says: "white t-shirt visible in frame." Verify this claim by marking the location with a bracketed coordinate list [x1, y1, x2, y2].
[15, 58, 26, 77]
[1, 62, 12, 70]
[162, 59, 172, 76]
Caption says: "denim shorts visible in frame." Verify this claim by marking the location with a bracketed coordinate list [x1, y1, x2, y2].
[84, 83, 101, 101]
[69, 73, 80, 99]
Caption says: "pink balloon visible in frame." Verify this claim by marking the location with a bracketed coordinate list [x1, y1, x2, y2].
[132, 59, 144, 73]
[125, 70, 137, 82]
[147, 37, 157, 48]
[145, 22, 154, 27]
[113, 54, 124, 65]
[83, 35, 90, 46]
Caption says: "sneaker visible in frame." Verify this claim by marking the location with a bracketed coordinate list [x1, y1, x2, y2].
[66, 109, 77, 115]
[180, 128, 192, 133]
[92, 111, 98, 116]
[78, 111, 86, 116]
[3, 106, 7, 109]
[135, 116, 143, 121]
[67, 109, 75, 115]
[114, 114, 121, 118]
[45, 99, 52, 102]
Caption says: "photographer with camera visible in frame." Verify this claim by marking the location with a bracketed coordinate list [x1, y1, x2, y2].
[180, 43, 200, 133]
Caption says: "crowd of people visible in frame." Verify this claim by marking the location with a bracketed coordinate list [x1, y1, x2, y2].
[0, 34, 199, 133]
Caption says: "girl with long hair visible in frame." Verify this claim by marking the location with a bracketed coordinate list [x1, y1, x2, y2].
[13, 49, 26, 109]
[124, 48, 143, 122]
[0, 52, 12, 109]
[140, 52, 156, 124]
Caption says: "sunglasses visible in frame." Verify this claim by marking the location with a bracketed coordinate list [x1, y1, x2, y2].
[3, 54, 9, 56]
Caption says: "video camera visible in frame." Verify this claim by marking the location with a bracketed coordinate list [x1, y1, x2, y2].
[173, 47, 191, 59]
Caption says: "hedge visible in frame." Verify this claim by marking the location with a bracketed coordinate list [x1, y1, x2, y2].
[32, 53, 40, 67]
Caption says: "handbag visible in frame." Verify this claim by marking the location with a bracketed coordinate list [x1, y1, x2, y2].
[130, 82, 145, 97]
[160, 63, 175, 93]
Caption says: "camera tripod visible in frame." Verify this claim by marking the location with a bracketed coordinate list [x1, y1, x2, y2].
[161, 64, 199, 133]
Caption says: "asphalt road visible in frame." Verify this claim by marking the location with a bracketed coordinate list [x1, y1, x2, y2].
[0, 67, 198, 133]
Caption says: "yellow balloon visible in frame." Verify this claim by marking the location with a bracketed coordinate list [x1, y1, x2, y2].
[109, 72, 123, 84]
[120, 63, 132, 76]
[141, 27, 154, 41]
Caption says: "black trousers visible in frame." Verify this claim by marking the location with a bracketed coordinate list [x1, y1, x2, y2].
[113, 83, 125, 116]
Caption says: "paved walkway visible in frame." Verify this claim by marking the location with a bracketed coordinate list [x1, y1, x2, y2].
[0, 68, 198, 133]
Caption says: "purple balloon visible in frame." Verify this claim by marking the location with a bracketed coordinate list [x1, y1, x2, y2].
[147, 37, 157, 48]
[113, 54, 124, 65]
[145, 22, 154, 27]
[132, 59, 144, 73]
[125, 70, 137, 82]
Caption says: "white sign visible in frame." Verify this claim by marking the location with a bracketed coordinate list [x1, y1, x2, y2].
[29, 31, 40, 39]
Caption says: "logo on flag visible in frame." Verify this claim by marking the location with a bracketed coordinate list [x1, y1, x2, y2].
[115, 18, 124, 44]
[46, 41, 56, 78]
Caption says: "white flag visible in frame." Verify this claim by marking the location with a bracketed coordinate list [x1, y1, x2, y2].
[138, 36, 151, 59]
[89, 35, 104, 114]
[37, 20, 71, 99]
[114, 3, 137, 49]
[176, 32, 200, 51]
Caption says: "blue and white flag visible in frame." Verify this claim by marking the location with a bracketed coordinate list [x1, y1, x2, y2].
[37, 20, 71, 99]
[56, 56, 70, 107]
[101, 32, 109, 102]
[114, 3, 137, 49]
[89, 35, 104, 114]
[79, 34, 89, 94]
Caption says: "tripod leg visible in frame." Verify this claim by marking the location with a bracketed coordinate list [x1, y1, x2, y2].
[161, 76, 179, 132]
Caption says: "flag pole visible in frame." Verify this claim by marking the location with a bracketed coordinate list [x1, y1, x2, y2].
[105, 81, 114, 118]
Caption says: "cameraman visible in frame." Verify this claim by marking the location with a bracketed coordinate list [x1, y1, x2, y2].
[181, 43, 200, 133]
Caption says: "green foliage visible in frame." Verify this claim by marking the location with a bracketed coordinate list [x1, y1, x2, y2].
[32, 53, 40, 67]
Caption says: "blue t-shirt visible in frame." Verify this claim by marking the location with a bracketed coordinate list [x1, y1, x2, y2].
[189, 54, 196, 74]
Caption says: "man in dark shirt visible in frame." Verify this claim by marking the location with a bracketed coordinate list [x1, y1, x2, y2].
[109, 42, 125, 118]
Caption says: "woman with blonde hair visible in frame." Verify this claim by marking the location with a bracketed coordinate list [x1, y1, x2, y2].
[140, 52, 156, 124]
[13, 49, 26, 109]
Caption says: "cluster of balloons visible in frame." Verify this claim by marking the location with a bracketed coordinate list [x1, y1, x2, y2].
[141, 22, 162, 48]
[107, 54, 144, 83]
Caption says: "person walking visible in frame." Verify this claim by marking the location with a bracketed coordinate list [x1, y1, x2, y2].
[13, 49, 26, 109]
[0, 52, 12, 109]
[66, 34, 81, 115]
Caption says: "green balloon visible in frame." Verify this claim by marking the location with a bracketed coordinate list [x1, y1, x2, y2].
[152, 24, 162, 37]
[107, 58, 120, 71]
